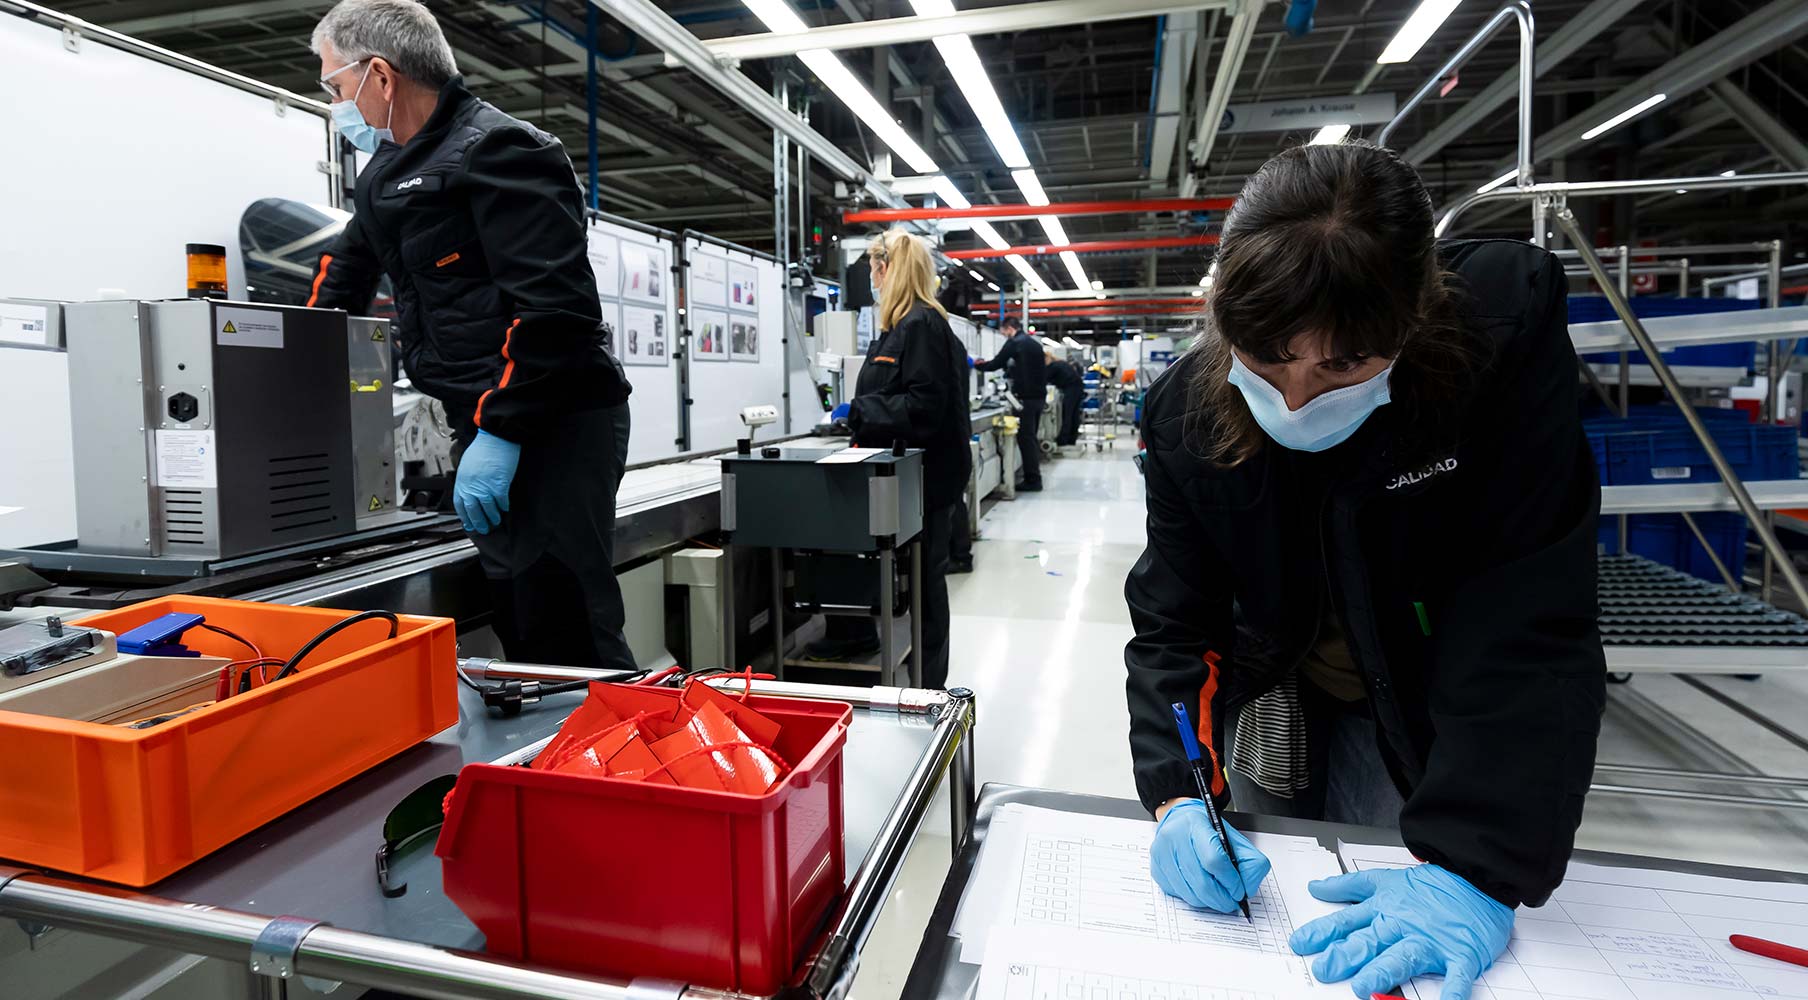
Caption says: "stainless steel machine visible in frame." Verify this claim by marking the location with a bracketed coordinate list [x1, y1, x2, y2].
[59, 299, 386, 562]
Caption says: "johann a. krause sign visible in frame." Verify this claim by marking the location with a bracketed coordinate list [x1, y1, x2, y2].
[1218, 93, 1398, 135]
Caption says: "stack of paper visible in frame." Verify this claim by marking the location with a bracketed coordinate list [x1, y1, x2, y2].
[956, 805, 1353, 999]
[958, 806, 1808, 1000]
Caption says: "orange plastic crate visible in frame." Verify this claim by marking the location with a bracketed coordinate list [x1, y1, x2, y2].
[0, 596, 457, 885]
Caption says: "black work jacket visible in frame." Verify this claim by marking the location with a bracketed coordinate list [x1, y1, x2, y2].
[1125, 239, 1605, 908]
[308, 77, 630, 441]
[976, 333, 1047, 398]
[849, 303, 974, 511]
[1048, 360, 1084, 390]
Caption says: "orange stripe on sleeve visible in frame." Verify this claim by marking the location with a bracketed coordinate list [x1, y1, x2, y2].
[1198, 650, 1226, 798]
[473, 317, 522, 429]
[306, 253, 334, 308]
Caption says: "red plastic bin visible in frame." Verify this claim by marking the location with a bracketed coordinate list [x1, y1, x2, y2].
[436, 686, 852, 995]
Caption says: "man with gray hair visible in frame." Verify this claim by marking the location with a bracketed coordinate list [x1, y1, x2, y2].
[306, 0, 637, 673]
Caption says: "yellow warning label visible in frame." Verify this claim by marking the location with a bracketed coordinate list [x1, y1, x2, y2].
[221, 320, 238, 334]
[371, 328, 386, 342]
[368, 494, 384, 512]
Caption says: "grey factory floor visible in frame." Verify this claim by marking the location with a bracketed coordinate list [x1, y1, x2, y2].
[848, 426, 1808, 998]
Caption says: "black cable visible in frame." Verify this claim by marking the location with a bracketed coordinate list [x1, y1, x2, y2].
[273, 610, 400, 680]
[200, 623, 260, 657]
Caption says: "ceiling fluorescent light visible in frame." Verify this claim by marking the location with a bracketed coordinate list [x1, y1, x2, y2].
[968, 269, 986, 281]
[1376, 0, 1464, 64]
[742, 0, 808, 32]
[971, 220, 1011, 251]
[1309, 123, 1351, 145]
[1039, 216, 1071, 246]
[1011, 169, 1050, 206]
[987, 282, 1001, 292]
[1060, 250, 1090, 290]
[1006, 254, 1054, 295]
[929, 175, 971, 209]
[796, 49, 939, 173]
[1719, 169, 1737, 177]
[885, 174, 949, 198]
[1476, 169, 1516, 194]
[931, 34, 1032, 169]
[1580, 93, 1666, 142]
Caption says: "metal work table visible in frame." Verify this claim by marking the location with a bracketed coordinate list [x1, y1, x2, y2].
[901, 784, 1808, 1000]
[0, 678, 977, 1000]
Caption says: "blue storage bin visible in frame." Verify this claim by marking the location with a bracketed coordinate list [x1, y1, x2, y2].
[1585, 416, 1798, 486]
[1596, 513, 1746, 582]
[1573, 295, 1763, 369]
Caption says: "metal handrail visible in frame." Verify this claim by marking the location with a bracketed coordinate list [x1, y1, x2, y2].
[1437, 171, 1808, 236]
[1378, 2, 1535, 189]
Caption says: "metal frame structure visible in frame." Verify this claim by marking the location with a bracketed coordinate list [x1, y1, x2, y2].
[0, 676, 979, 1000]
[1377, 2, 1808, 805]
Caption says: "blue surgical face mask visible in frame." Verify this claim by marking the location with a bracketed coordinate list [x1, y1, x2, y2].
[1226, 351, 1393, 452]
[328, 62, 393, 154]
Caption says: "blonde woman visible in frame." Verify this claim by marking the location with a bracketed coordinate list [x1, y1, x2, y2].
[848, 228, 972, 689]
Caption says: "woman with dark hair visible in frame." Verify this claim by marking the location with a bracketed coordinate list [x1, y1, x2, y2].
[1125, 142, 1604, 1000]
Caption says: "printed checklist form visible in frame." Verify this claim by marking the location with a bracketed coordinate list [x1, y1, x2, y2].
[954, 805, 1350, 995]
[978, 925, 1309, 1000]
[1338, 842, 1808, 1000]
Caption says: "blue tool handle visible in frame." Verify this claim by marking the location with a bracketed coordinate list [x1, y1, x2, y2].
[1170, 702, 1204, 763]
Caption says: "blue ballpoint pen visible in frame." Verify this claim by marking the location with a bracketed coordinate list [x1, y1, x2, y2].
[1170, 702, 1252, 922]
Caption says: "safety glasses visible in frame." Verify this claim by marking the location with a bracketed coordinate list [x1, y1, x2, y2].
[318, 59, 365, 101]
[375, 773, 456, 898]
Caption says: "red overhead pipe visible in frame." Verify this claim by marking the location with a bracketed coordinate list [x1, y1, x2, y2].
[843, 197, 1234, 224]
[946, 235, 1218, 260]
[974, 297, 1204, 313]
[977, 305, 1206, 319]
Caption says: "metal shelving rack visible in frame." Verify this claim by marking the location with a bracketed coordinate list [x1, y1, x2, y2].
[1382, 1, 1808, 806]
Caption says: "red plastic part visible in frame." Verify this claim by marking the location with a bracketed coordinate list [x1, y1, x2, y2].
[436, 687, 853, 995]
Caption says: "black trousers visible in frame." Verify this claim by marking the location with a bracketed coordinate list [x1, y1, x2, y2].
[949, 496, 973, 565]
[1017, 400, 1044, 487]
[1058, 388, 1084, 445]
[456, 403, 635, 671]
[920, 504, 956, 689]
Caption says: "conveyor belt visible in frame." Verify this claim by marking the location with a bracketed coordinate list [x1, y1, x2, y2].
[1599, 555, 1808, 667]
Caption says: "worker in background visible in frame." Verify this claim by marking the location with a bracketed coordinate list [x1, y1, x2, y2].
[975, 317, 1047, 491]
[848, 229, 972, 688]
[1045, 351, 1085, 447]
[306, 0, 636, 672]
[1126, 142, 1604, 1000]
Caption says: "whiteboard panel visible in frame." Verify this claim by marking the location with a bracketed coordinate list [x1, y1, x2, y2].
[592, 220, 681, 462]
[687, 240, 786, 452]
[0, 16, 330, 302]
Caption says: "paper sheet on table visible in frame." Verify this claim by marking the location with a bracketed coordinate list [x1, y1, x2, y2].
[814, 447, 885, 464]
[953, 804, 1346, 980]
[1338, 841, 1808, 1000]
[977, 924, 1329, 1000]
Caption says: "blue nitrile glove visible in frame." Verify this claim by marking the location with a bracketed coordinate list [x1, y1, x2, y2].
[830, 402, 851, 421]
[1289, 865, 1513, 1000]
[1150, 800, 1273, 914]
[453, 430, 521, 535]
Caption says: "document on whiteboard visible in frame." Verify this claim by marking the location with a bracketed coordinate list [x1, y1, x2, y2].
[977, 924, 1323, 1000]
[954, 804, 1347, 987]
[1338, 841, 1808, 1000]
